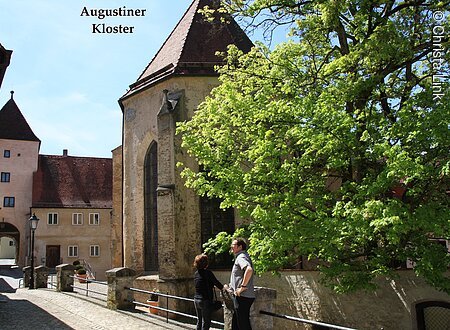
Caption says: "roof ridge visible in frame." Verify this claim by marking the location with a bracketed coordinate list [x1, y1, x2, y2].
[135, 0, 200, 83]
[119, 0, 253, 103]
[173, 0, 200, 71]
[41, 154, 112, 160]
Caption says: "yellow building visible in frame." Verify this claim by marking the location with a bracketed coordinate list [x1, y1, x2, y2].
[0, 42, 113, 279]
[32, 151, 113, 280]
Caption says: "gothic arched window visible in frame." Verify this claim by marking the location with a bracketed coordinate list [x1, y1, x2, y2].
[144, 142, 158, 271]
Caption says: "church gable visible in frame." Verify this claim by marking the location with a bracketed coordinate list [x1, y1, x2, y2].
[121, 0, 253, 101]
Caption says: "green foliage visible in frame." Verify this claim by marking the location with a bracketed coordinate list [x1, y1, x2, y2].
[74, 262, 86, 275]
[203, 232, 234, 256]
[203, 227, 251, 256]
[76, 267, 87, 275]
[179, 1, 450, 293]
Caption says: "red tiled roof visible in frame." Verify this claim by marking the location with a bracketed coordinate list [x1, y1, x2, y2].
[0, 95, 40, 142]
[120, 0, 253, 101]
[33, 155, 112, 209]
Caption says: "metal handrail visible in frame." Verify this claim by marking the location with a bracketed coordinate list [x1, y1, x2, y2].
[70, 275, 107, 299]
[260, 310, 357, 330]
[80, 278, 107, 286]
[126, 286, 224, 327]
[69, 275, 106, 285]
[71, 285, 107, 297]
[134, 300, 198, 320]
[127, 287, 194, 302]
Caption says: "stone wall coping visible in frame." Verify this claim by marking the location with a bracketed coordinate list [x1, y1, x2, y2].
[106, 267, 136, 278]
[254, 286, 277, 299]
[135, 274, 160, 281]
[56, 264, 76, 271]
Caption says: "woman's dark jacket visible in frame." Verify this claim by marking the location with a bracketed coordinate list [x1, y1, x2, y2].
[194, 268, 223, 300]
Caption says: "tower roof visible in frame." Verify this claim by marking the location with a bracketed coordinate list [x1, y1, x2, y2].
[0, 43, 13, 90]
[0, 92, 40, 142]
[120, 0, 253, 102]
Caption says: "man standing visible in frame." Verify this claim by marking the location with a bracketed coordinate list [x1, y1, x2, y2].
[225, 237, 255, 330]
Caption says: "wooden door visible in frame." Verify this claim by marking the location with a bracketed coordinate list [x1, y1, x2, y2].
[46, 245, 60, 268]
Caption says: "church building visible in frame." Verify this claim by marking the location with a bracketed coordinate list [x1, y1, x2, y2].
[114, 1, 450, 328]
[116, 0, 252, 288]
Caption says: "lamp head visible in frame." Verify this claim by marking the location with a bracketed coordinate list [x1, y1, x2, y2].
[29, 213, 40, 230]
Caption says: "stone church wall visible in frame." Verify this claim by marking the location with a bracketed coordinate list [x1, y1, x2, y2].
[120, 76, 220, 278]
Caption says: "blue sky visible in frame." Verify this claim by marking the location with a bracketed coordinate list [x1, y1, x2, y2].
[0, 0, 194, 158]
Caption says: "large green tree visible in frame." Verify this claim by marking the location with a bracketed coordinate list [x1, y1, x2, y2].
[177, 0, 450, 293]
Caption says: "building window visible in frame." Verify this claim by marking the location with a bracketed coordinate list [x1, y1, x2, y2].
[72, 213, 83, 225]
[9, 240, 14, 246]
[3, 197, 15, 207]
[89, 213, 100, 225]
[1, 172, 10, 182]
[200, 197, 235, 269]
[48, 213, 58, 225]
[416, 301, 450, 329]
[3, 150, 10, 158]
[68, 245, 78, 257]
[90, 245, 100, 257]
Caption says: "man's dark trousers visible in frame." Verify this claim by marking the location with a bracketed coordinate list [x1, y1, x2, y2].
[232, 296, 255, 330]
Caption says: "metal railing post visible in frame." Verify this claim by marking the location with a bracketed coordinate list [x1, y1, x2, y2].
[166, 292, 169, 323]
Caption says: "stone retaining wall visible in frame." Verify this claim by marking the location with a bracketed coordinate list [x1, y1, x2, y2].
[213, 270, 450, 330]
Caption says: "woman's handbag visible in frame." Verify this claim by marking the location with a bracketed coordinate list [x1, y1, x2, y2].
[221, 288, 236, 310]
[211, 288, 223, 311]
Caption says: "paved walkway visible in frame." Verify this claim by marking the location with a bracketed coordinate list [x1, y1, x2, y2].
[0, 287, 196, 330]
[0, 264, 196, 330]
[0, 261, 224, 330]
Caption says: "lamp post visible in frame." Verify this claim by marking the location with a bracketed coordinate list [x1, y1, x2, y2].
[29, 213, 39, 289]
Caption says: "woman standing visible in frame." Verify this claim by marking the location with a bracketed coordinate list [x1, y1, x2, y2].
[193, 254, 224, 330]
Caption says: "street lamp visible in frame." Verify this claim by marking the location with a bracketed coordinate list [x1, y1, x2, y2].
[29, 213, 39, 289]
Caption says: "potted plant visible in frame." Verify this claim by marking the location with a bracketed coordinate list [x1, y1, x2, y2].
[148, 288, 160, 314]
[74, 262, 88, 283]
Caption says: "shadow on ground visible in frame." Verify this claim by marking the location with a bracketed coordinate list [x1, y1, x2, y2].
[0, 295, 74, 329]
[0, 265, 23, 293]
[0, 278, 16, 293]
